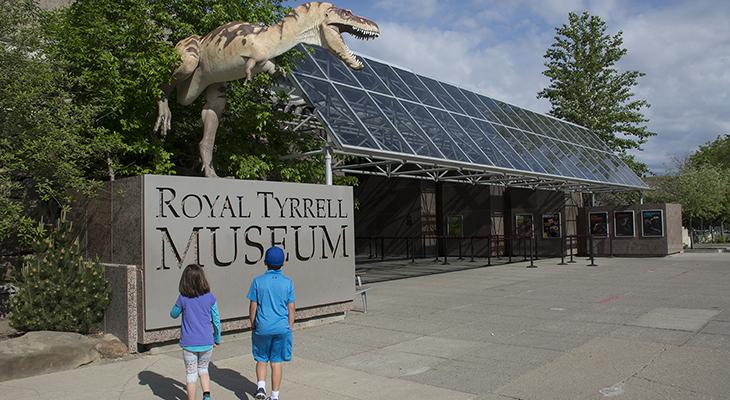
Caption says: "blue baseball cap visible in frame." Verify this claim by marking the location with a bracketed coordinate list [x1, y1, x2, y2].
[264, 246, 285, 267]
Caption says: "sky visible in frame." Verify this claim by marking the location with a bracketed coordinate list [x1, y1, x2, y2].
[285, 0, 730, 174]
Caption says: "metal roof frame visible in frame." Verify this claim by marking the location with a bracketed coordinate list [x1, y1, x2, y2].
[279, 46, 648, 194]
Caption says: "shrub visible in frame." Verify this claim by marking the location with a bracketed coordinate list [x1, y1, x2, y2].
[10, 212, 111, 333]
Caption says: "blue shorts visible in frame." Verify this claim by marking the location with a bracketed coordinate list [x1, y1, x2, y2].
[252, 331, 292, 363]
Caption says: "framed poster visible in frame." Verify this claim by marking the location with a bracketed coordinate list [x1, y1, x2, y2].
[614, 211, 635, 237]
[589, 212, 609, 237]
[542, 213, 561, 239]
[515, 214, 534, 236]
[641, 209, 664, 237]
[447, 215, 464, 236]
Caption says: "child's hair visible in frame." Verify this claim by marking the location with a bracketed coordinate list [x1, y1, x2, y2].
[179, 264, 211, 298]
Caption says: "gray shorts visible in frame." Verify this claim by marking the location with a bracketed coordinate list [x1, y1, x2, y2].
[182, 349, 212, 384]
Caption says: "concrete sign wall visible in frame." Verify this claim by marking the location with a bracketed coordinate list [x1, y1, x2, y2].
[143, 175, 354, 330]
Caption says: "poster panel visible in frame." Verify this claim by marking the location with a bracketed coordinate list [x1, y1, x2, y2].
[515, 214, 534, 236]
[614, 211, 635, 237]
[542, 213, 561, 239]
[589, 212, 609, 237]
[641, 209, 664, 237]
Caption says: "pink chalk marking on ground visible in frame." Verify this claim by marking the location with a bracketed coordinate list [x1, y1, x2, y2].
[598, 295, 620, 304]
[671, 271, 690, 279]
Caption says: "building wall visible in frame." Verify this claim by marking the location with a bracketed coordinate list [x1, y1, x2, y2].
[353, 176, 579, 259]
[577, 203, 683, 256]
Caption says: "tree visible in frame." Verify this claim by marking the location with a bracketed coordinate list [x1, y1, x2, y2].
[647, 163, 729, 228]
[538, 11, 655, 174]
[43, 0, 330, 181]
[688, 134, 730, 170]
[0, 0, 107, 248]
[10, 212, 111, 333]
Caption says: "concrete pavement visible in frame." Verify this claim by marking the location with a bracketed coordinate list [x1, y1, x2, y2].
[1, 252, 729, 399]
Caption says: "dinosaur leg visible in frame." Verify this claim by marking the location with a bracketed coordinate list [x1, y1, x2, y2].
[154, 36, 201, 136]
[199, 83, 227, 178]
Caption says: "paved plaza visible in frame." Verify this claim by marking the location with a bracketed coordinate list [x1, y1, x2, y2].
[2, 252, 729, 399]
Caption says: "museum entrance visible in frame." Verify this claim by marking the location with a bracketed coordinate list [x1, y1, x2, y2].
[281, 43, 649, 282]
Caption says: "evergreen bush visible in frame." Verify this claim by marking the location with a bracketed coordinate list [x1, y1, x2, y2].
[9, 212, 111, 334]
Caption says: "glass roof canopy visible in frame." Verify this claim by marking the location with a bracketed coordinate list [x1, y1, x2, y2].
[288, 45, 648, 192]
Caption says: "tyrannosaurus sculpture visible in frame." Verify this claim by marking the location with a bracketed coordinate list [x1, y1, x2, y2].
[154, 2, 380, 177]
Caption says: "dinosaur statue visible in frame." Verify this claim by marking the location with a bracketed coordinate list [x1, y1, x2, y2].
[154, 2, 380, 177]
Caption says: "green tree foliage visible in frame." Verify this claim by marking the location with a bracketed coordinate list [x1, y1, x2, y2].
[0, 0, 106, 246]
[688, 134, 730, 170]
[10, 212, 111, 333]
[44, 0, 327, 180]
[647, 163, 730, 225]
[538, 11, 655, 174]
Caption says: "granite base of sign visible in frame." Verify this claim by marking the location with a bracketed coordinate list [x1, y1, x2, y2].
[78, 175, 357, 352]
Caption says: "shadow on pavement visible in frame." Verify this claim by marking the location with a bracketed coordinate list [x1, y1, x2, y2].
[138, 370, 187, 400]
[209, 362, 258, 399]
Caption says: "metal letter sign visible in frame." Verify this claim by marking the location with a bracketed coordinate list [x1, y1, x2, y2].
[143, 175, 355, 330]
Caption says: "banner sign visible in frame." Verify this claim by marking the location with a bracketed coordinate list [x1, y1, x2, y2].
[143, 175, 355, 330]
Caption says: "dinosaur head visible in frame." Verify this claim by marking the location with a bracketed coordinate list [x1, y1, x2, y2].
[319, 4, 379, 69]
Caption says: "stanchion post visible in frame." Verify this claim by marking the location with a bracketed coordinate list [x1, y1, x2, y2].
[368, 237, 373, 259]
[487, 236, 492, 266]
[442, 236, 449, 265]
[470, 237, 475, 262]
[588, 234, 597, 266]
[558, 233, 567, 265]
[527, 234, 536, 268]
[508, 236, 513, 263]
[568, 235, 576, 263]
[458, 237, 463, 260]
[381, 237, 385, 261]
[411, 237, 416, 263]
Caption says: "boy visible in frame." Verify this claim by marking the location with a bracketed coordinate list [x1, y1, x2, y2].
[247, 246, 296, 400]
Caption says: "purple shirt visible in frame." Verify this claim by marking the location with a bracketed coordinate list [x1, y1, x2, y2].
[175, 292, 217, 347]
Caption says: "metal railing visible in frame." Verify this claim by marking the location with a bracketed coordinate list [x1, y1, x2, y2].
[356, 232, 603, 268]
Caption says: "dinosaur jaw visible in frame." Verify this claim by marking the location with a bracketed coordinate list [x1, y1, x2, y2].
[322, 22, 379, 70]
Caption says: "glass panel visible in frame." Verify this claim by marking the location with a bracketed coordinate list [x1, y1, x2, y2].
[401, 102, 470, 162]
[477, 95, 518, 127]
[553, 140, 593, 180]
[525, 133, 574, 177]
[295, 76, 378, 148]
[371, 93, 444, 159]
[472, 120, 531, 171]
[364, 59, 417, 101]
[579, 146, 612, 181]
[543, 117, 582, 144]
[509, 129, 561, 175]
[418, 75, 466, 114]
[440, 83, 484, 118]
[511, 106, 544, 135]
[336, 84, 413, 154]
[451, 114, 513, 169]
[429, 108, 490, 165]
[307, 45, 359, 87]
[293, 45, 325, 78]
[492, 125, 547, 173]
[459, 89, 501, 123]
[495, 101, 531, 132]
[520, 110, 559, 140]
[564, 124, 595, 148]
[350, 60, 391, 95]
[392, 68, 444, 108]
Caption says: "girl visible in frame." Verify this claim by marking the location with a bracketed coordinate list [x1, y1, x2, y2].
[170, 264, 221, 400]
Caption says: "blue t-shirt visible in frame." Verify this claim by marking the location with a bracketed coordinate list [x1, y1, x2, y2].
[173, 292, 219, 348]
[246, 270, 295, 335]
